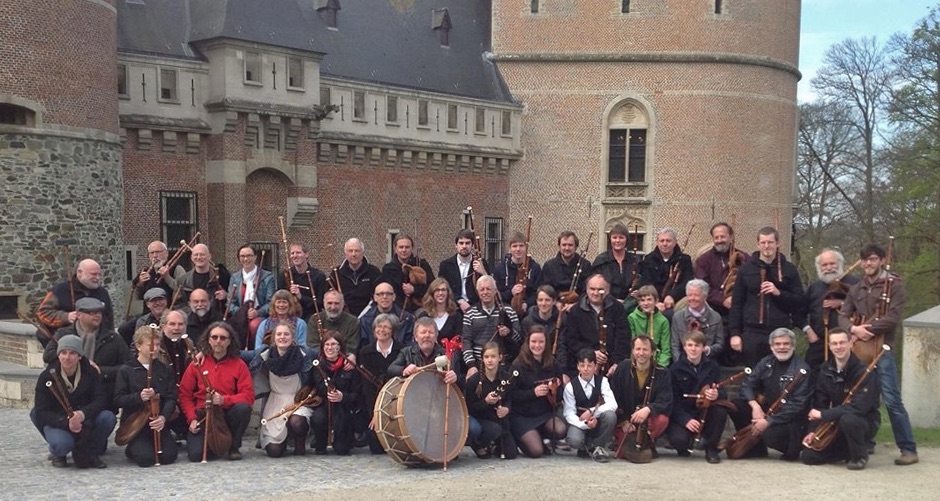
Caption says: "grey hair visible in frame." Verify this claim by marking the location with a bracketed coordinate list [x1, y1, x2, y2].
[686, 278, 709, 296]
[815, 248, 845, 274]
[345, 237, 364, 252]
[373, 313, 400, 336]
[768, 327, 796, 345]
[476, 274, 496, 289]
[656, 227, 678, 241]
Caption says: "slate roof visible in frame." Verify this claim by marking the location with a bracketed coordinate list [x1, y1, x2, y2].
[117, 0, 514, 103]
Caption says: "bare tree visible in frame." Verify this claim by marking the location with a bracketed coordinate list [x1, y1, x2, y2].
[811, 37, 892, 243]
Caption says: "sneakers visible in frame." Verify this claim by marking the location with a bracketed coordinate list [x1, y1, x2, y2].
[50, 456, 68, 468]
[706, 449, 721, 464]
[591, 446, 610, 463]
[847, 458, 868, 470]
[895, 451, 919, 466]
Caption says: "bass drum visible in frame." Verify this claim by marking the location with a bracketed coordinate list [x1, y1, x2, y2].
[374, 371, 468, 466]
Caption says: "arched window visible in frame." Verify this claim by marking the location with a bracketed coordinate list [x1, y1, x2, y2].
[606, 101, 649, 198]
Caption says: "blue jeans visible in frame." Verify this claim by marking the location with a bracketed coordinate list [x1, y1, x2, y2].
[878, 351, 917, 453]
[468, 416, 482, 442]
[42, 410, 116, 458]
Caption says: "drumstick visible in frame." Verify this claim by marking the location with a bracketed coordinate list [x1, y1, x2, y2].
[442, 358, 452, 472]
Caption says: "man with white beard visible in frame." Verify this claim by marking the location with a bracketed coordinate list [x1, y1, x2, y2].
[307, 289, 360, 360]
[801, 249, 859, 370]
[184, 288, 221, 344]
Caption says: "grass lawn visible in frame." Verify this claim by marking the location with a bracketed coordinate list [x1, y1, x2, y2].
[874, 405, 940, 448]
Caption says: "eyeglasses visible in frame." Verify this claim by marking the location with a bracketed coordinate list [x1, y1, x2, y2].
[375, 292, 394, 297]
[239, 254, 255, 259]
[433, 288, 449, 293]
[209, 335, 230, 341]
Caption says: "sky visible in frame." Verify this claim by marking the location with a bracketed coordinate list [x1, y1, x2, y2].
[799, 0, 937, 102]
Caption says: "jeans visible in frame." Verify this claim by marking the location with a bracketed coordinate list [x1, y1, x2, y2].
[877, 351, 917, 453]
[43, 410, 116, 458]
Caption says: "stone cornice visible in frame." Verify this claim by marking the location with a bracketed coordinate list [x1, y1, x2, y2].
[491, 51, 801, 79]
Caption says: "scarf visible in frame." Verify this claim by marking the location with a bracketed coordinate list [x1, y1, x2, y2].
[266, 344, 305, 377]
[62, 365, 82, 393]
[242, 267, 258, 304]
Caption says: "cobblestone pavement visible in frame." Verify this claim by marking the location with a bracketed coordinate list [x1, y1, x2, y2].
[0, 408, 934, 500]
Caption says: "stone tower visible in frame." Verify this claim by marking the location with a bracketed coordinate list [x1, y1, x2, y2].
[491, 0, 801, 257]
[0, 0, 124, 313]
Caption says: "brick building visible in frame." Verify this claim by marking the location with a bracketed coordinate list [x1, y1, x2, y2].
[1, 0, 800, 315]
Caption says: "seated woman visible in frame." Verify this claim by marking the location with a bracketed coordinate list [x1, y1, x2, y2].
[252, 290, 308, 351]
[509, 325, 568, 458]
[310, 332, 360, 455]
[358, 313, 404, 454]
[114, 325, 180, 467]
[250, 320, 315, 457]
[466, 342, 517, 459]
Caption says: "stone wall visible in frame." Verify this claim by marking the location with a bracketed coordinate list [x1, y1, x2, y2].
[0, 130, 125, 315]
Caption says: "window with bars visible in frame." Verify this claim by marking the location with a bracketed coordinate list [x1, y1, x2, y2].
[160, 191, 197, 268]
[249, 242, 278, 271]
[484, 217, 504, 265]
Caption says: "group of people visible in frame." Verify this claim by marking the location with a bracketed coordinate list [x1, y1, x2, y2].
[29, 221, 917, 471]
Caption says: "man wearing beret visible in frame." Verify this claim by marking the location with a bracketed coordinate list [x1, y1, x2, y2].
[43, 297, 130, 408]
[32, 335, 117, 468]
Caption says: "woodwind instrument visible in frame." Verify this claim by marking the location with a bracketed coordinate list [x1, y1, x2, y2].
[551, 306, 565, 359]
[721, 368, 807, 459]
[720, 214, 741, 301]
[597, 296, 609, 375]
[467, 206, 486, 286]
[325, 243, 343, 295]
[193, 356, 233, 462]
[852, 237, 894, 364]
[510, 216, 533, 315]
[260, 385, 323, 425]
[126, 257, 157, 321]
[492, 369, 520, 459]
[628, 224, 641, 293]
[17, 310, 53, 343]
[683, 367, 751, 450]
[307, 270, 326, 343]
[682, 224, 695, 250]
[804, 345, 889, 452]
[758, 268, 767, 324]
[62, 245, 75, 308]
[339, 350, 382, 389]
[660, 262, 681, 302]
[45, 368, 89, 440]
[401, 219, 427, 312]
[559, 232, 595, 304]
[312, 359, 336, 446]
[614, 361, 656, 461]
[278, 216, 294, 289]
[156, 233, 200, 284]
[147, 327, 163, 465]
[822, 259, 862, 361]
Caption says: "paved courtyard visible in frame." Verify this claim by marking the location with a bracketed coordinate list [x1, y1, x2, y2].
[0, 408, 933, 500]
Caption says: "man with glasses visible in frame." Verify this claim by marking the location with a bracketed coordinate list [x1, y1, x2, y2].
[839, 243, 918, 466]
[131, 241, 186, 315]
[359, 282, 414, 346]
[42, 297, 130, 409]
[178, 322, 254, 461]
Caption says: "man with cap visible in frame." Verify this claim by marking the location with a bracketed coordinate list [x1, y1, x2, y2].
[37, 258, 115, 337]
[32, 334, 117, 468]
[43, 297, 130, 408]
[135, 288, 168, 330]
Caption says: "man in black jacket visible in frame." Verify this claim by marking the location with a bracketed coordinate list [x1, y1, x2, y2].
[559, 274, 630, 378]
[32, 335, 117, 468]
[335, 237, 382, 316]
[542, 231, 593, 301]
[381, 234, 435, 313]
[802, 249, 859, 370]
[438, 229, 488, 312]
[801, 329, 880, 470]
[637, 227, 694, 316]
[276, 242, 329, 320]
[727, 328, 811, 461]
[493, 231, 542, 313]
[609, 336, 672, 459]
[728, 227, 805, 368]
[43, 297, 131, 410]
